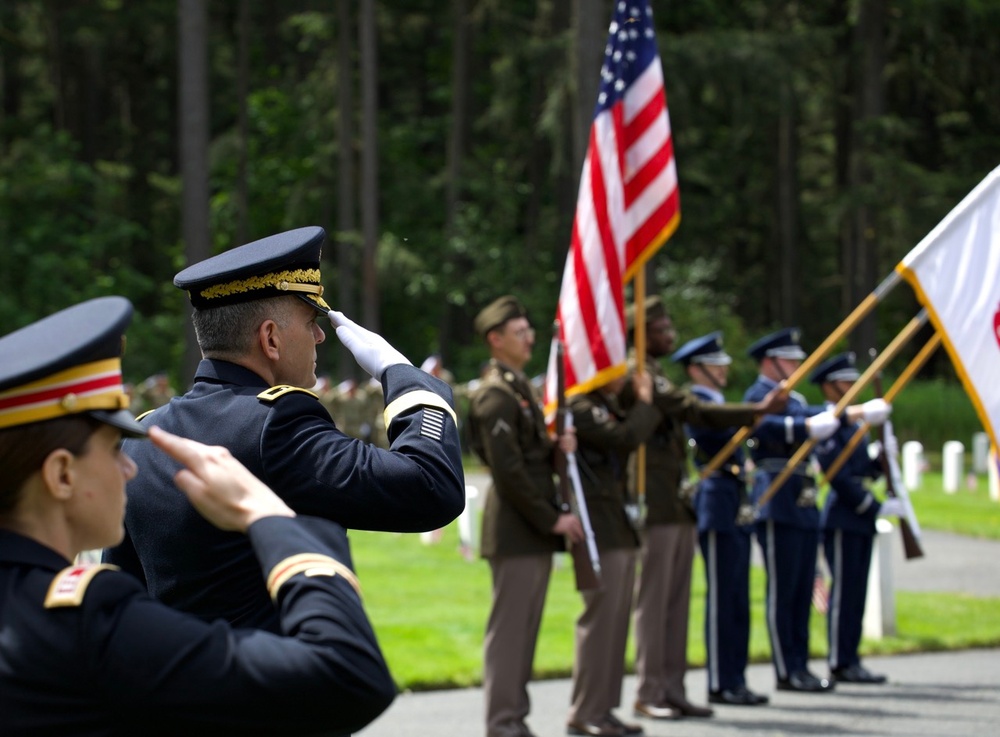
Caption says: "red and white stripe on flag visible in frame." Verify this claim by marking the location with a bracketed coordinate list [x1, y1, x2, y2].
[896, 164, 1000, 451]
[543, 0, 680, 420]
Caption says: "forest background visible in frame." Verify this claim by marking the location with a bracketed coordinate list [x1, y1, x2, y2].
[0, 0, 997, 444]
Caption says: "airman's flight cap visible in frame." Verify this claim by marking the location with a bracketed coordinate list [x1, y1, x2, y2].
[174, 226, 331, 314]
[747, 327, 808, 362]
[0, 296, 146, 436]
[810, 352, 860, 384]
[671, 331, 732, 366]
[474, 295, 527, 338]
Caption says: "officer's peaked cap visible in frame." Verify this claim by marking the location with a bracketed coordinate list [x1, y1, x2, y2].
[0, 297, 146, 437]
[809, 352, 860, 384]
[671, 331, 732, 366]
[174, 226, 331, 314]
[747, 327, 807, 362]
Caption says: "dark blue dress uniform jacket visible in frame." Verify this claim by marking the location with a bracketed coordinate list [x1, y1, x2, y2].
[106, 359, 464, 630]
[814, 410, 882, 534]
[689, 384, 750, 535]
[743, 376, 827, 530]
[0, 517, 395, 736]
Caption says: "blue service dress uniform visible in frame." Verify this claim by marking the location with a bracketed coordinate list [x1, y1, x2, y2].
[743, 376, 829, 683]
[813, 409, 883, 672]
[688, 384, 755, 696]
[106, 358, 464, 630]
[0, 516, 395, 736]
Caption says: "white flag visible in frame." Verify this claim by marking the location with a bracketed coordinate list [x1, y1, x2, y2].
[896, 164, 1000, 449]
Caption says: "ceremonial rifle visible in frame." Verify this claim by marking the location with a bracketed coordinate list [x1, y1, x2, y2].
[554, 333, 602, 591]
[871, 366, 925, 559]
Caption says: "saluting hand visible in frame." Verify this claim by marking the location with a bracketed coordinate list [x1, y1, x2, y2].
[148, 426, 295, 533]
[328, 310, 412, 380]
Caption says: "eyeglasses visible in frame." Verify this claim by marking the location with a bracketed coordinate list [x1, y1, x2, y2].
[509, 327, 536, 340]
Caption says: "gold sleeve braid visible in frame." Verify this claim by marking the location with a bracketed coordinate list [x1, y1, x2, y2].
[383, 390, 457, 428]
[266, 553, 362, 601]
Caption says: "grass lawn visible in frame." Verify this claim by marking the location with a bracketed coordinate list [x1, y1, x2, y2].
[352, 466, 1000, 692]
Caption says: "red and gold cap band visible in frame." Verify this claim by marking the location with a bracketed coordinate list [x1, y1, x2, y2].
[0, 358, 129, 430]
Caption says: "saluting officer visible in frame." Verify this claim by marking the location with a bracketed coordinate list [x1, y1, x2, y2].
[671, 332, 769, 707]
[104, 227, 465, 630]
[810, 353, 895, 685]
[467, 295, 582, 737]
[744, 329, 890, 693]
[565, 372, 661, 737]
[0, 297, 395, 735]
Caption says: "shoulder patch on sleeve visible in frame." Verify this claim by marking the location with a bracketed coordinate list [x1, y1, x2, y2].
[45, 564, 119, 609]
[257, 385, 319, 403]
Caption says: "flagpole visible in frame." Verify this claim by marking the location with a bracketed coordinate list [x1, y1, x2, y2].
[696, 270, 904, 480]
[821, 332, 942, 482]
[753, 309, 929, 511]
[634, 269, 648, 515]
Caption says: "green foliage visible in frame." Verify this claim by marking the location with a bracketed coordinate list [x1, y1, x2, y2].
[2, 0, 998, 394]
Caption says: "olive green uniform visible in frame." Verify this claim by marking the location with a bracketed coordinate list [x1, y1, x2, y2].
[567, 389, 661, 726]
[469, 359, 563, 737]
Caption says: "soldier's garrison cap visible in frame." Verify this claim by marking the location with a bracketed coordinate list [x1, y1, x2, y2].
[474, 296, 527, 338]
[0, 296, 146, 436]
[809, 352, 860, 384]
[625, 295, 668, 332]
[174, 226, 331, 314]
[747, 327, 807, 362]
[670, 331, 732, 366]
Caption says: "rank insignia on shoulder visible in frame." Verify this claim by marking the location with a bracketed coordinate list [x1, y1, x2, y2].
[257, 385, 319, 403]
[45, 564, 118, 608]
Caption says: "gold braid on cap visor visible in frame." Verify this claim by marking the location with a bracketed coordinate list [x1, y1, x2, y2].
[197, 268, 327, 305]
[0, 358, 129, 429]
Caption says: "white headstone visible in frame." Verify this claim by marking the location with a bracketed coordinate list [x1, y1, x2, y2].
[972, 432, 990, 475]
[863, 518, 897, 639]
[902, 441, 923, 491]
[943, 440, 965, 494]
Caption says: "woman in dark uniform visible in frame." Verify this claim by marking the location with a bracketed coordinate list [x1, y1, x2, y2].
[0, 296, 395, 736]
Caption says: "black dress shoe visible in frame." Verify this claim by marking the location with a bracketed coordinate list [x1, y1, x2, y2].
[777, 670, 835, 692]
[633, 700, 680, 720]
[832, 663, 888, 684]
[663, 697, 714, 718]
[709, 685, 769, 706]
[604, 712, 644, 735]
[567, 719, 620, 736]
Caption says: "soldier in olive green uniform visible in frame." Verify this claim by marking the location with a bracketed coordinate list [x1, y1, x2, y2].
[469, 296, 583, 737]
[622, 297, 785, 722]
[566, 373, 661, 737]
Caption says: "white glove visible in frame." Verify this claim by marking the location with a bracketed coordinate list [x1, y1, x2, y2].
[806, 410, 839, 441]
[878, 497, 906, 518]
[328, 310, 412, 380]
[860, 398, 892, 426]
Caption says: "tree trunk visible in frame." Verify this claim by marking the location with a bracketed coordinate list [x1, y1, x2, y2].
[849, 0, 886, 358]
[336, 0, 357, 380]
[775, 78, 800, 326]
[572, 0, 605, 176]
[178, 0, 211, 383]
[235, 0, 250, 246]
[438, 0, 471, 364]
[359, 0, 379, 332]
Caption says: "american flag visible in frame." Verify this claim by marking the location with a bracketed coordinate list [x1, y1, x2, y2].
[544, 0, 680, 417]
